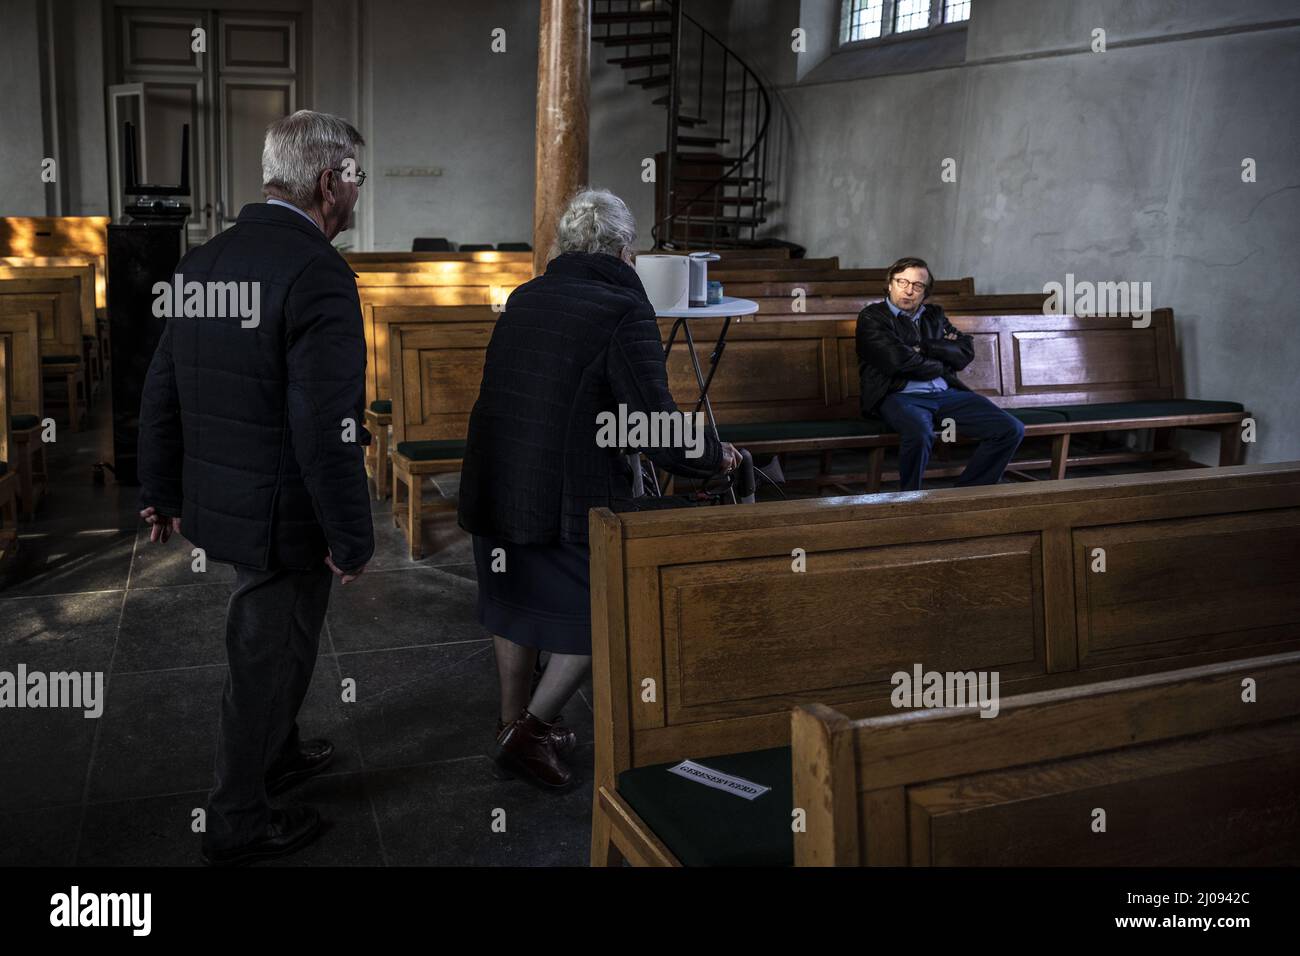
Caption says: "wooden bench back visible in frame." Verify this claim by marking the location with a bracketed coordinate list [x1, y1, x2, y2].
[369, 308, 1179, 426]
[722, 277, 974, 298]
[661, 309, 1178, 423]
[388, 318, 495, 446]
[0, 264, 97, 337]
[0, 279, 81, 357]
[366, 305, 497, 405]
[346, 250, 533, 269]
[753, 293, 1049, 316]
[792, 651, 1300, 865]
[0, 307, 43, 418]
[589, 464, 1300, 789]
[708, 257, 840, 275]
[1, 255, 106, 311]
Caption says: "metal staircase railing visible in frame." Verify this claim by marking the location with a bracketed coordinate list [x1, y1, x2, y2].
[593, 0, 771, 250]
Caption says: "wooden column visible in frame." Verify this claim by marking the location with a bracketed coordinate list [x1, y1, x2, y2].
[532, 0, 590, 276]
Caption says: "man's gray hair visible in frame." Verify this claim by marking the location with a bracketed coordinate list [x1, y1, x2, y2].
[554, 188, 637, 258]
[262, 109, 365, 208]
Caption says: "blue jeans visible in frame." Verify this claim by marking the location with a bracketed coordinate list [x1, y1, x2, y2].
[878, 389, 1025, 491]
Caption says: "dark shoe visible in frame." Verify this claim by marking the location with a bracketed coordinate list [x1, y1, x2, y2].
[496, 716, 576, 755]
[493, 710, 574, 790]
[266, 739, 334, 796]
[200, 806, 322, 867]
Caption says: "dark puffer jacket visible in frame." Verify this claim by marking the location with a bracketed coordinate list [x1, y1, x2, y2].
[457, 251, 723, 545]
[137, 202, 374, 572]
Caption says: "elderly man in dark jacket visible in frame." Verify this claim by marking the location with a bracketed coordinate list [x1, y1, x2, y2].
[137, 109, 372, 865]
[857, 257, 1024, 490]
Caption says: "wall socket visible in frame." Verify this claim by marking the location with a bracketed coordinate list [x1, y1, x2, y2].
[384, 166, 443, 177]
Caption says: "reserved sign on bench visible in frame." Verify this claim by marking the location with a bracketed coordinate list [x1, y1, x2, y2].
[668, 760, 772, 800]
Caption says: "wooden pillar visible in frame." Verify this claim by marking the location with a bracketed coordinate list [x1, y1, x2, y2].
[532, 0, 590, 276]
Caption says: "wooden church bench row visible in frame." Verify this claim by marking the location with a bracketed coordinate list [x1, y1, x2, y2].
[586, 463, 1300, 866]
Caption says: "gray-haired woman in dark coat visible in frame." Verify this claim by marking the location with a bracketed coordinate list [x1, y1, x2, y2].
[458, 188, 741, 789]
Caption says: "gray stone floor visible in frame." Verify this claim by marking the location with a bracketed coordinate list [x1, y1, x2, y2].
[0, 405, 595, 866]
[0, 401, 1152, 866]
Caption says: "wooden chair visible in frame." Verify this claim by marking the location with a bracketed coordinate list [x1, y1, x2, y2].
[0, 334, 19, 562]
[0, 304, 51, 517]
[0, 264, 98, 410]
[588, 463, 1300, 866]
[792, 651, 1300, 865]
[387, 320, 493, 559]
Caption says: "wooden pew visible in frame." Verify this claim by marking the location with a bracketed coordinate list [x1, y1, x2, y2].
[362, 305, 496, 500]
[588, 463, 1300, 866]
[723, 277, 975, 298]
[713, 247, 789, 259]
[386, 320, 490, 559]
[657, 309, 1246, 488]
[0, 307, 47, 518]
[0, 263, 100, 405]
[346, 251, 534, 273]
[0, 275, 86, 430]
[1, 255, 110, 385]
[752, 292, 1049, 317]
[0, 216, 109, 368]
[0, 334, 18, 561]
[793, 652, 1300, 865]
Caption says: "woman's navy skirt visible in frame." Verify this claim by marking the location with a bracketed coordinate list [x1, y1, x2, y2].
[471, 534, 592, 655]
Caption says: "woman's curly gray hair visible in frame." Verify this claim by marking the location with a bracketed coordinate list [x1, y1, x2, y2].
[552, 188, 637, 259]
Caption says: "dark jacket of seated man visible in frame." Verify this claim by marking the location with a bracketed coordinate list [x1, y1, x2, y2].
[855, 257, 1024, 490]
[855, 298, 974, 416]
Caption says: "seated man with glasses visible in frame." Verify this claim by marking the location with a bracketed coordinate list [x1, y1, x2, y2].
[856, 257, 1024, 490]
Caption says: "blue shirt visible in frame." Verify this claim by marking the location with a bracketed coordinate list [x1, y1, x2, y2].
[888, 298, 948, 394]
[266, 197, 321, 231]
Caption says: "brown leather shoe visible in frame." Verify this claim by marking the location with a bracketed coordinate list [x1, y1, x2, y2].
[496, 716, 576, 755]
[493, 710, 573, 790]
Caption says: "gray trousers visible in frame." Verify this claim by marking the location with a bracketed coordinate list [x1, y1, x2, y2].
[203, 561, 333, 851]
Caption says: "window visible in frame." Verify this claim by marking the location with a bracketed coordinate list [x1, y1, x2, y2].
[944, 0, 971, 23]
[840, 0, 972, 45]
[840, 1, 884, 43]
[894, 0, 929, 33]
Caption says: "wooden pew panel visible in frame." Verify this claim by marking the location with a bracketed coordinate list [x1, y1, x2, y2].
[1073, 508, 1300, 668]
[658, 534, 1047, 724]
[367, 304, 497, 406]
[908, 719, 1300, 865]
[0, 279, 81, 354]
[388, 323, 493, 445]
[0, 302, 53, 415]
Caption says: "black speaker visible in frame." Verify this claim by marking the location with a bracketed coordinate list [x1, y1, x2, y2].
[107, 221, 184, 485]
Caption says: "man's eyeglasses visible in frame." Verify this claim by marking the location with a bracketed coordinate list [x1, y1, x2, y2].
[891, 277, 928, 293]
[330, 166, 367, 186]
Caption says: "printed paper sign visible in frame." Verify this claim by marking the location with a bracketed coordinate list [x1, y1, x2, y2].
[668, 760, 771, 801]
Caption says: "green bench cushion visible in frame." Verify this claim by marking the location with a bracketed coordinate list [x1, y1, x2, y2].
[1041, 399, 1245, 423]
[11, 414, 39, 431]
[1009, 407, 1069, 424]
[617, 746, 793, 866]
[394, 439, 465, 461]
[41, 354, 81, 364]
[717, 419, 888, 443]
[369, 399, 392, 414]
